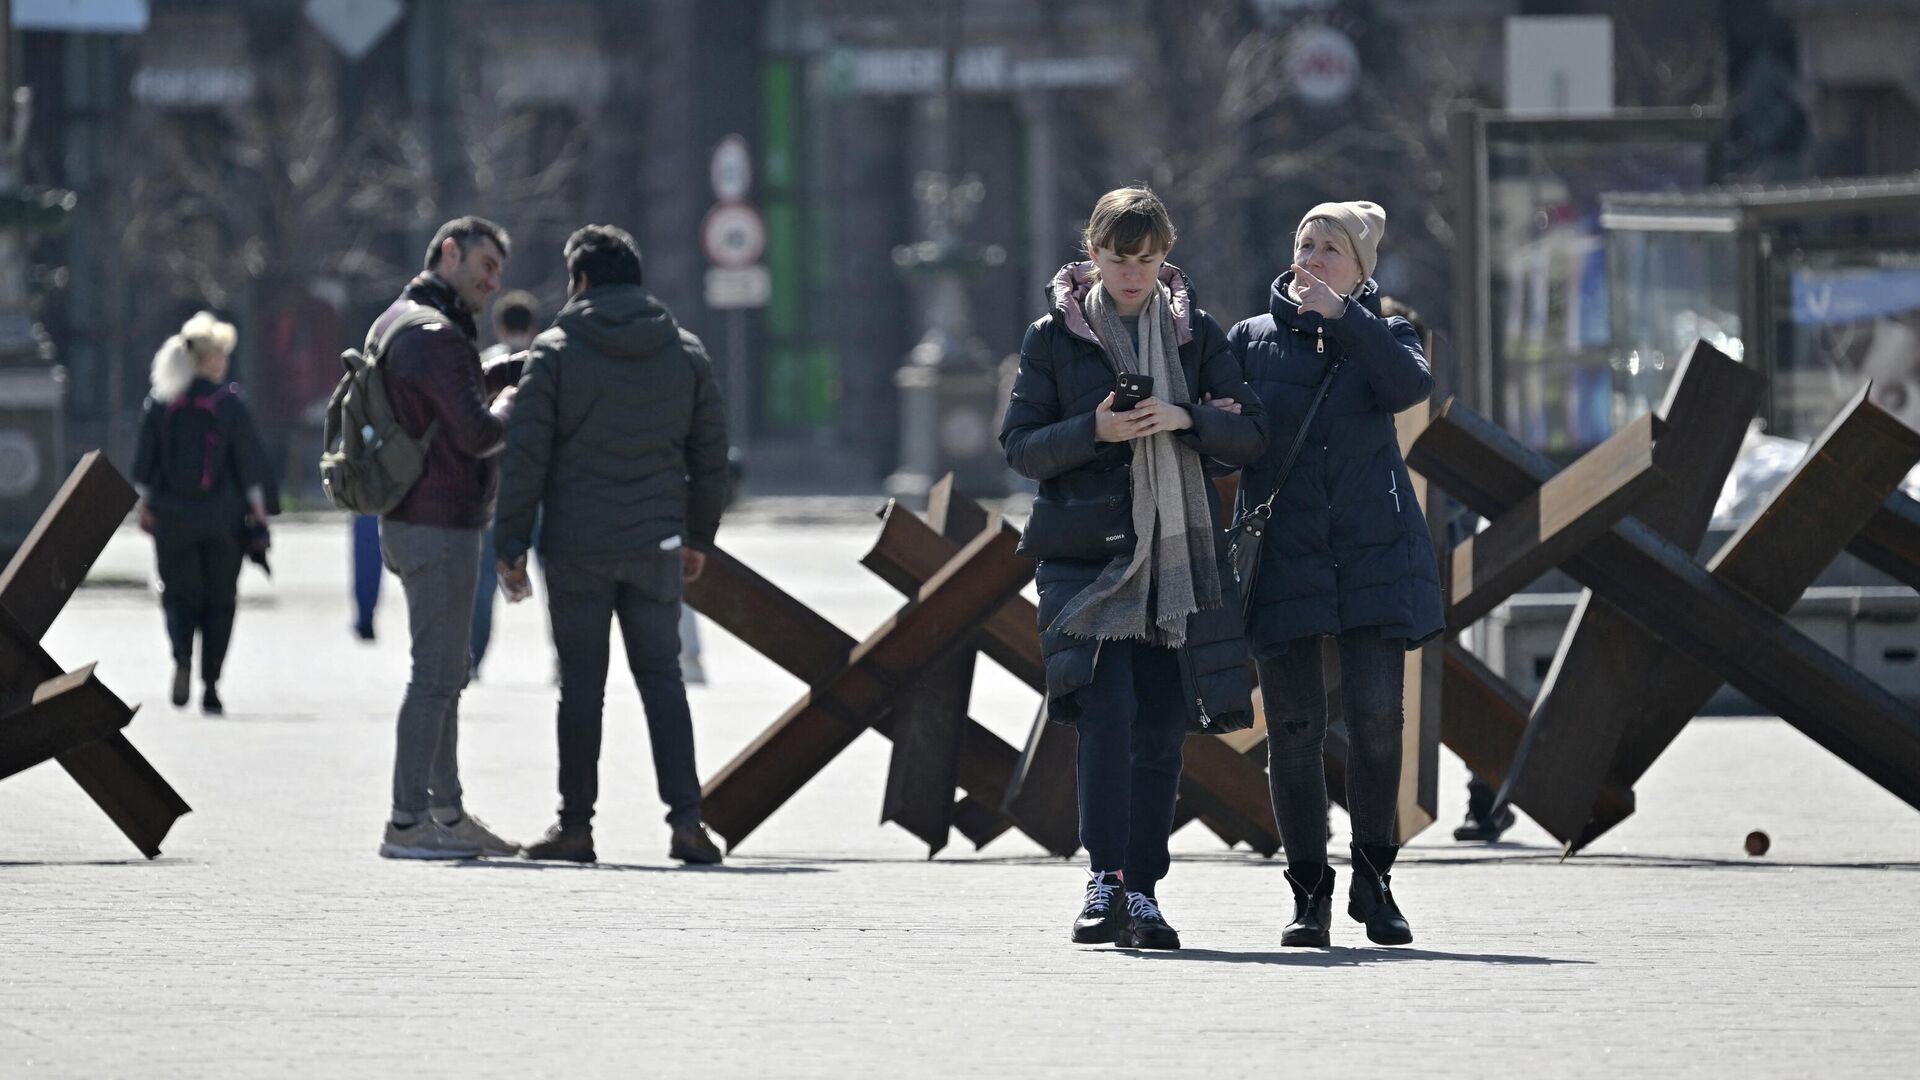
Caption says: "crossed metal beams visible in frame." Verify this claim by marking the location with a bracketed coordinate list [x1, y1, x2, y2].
[1409, 341, 1920, 851]
[0, 452, 191, 857]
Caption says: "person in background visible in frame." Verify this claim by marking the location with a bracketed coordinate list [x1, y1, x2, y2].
[470, 289, 542, 681]
[351, 515, 381, 641]
[132, 311, 271, 717]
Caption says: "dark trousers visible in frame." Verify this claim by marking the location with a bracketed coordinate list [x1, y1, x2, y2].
[381, 520, 478, 819]
[153, 512, 244, 685]
[471, 526, 497, 670]
[1075, 640, 1188, 894]
[1258, 627, 1405, 866]
[352, 514, 381, 635]
[1467, 774, 1498, 821]
[545, 553, 701, 828]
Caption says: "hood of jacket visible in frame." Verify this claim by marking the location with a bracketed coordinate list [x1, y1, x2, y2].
[552, 283, 682, 359]
[1047, 260, 1198, 348]
[1268, 270, 1383, 332]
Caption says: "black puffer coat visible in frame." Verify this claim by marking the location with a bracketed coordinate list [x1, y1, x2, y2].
[1000, 262, 1270, 731]
[1227, 273, 1444, 658]
[494, 283, 729, 565]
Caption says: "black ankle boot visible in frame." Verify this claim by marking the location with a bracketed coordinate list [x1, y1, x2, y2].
[1281, 864, 1334, 947]
[1348, 843, 1412, 945]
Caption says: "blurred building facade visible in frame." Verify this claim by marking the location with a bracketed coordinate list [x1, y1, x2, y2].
[12, 0, 1920, 496]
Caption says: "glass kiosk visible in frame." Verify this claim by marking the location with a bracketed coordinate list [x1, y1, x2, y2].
[1601, 173, 1920, 444]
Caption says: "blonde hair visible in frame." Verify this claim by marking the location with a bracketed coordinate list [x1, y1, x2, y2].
[149, 311, 237, 402]
[1296, 216, 1360, 259]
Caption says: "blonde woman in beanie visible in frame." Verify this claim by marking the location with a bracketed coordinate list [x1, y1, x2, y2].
[1226, 201, 1443, 947]
[131, 311, 272, 715]
[1000, 186, 1268, 949]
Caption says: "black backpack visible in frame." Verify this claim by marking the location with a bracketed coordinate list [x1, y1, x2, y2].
[159, 383, 237, 499]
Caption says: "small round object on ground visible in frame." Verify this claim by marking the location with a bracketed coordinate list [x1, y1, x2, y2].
[1745, 830, 1771, 857]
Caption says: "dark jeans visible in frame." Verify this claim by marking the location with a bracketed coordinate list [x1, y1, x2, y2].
[1075, 640, 1188, 894]
[545, 553, 701, 828]
[471, 526, 497, 669]
[153, 510, 244, 685]
[351, 514, 381, 635]
[380, 519, 479, 820]
[1258, 627, 1405, 866]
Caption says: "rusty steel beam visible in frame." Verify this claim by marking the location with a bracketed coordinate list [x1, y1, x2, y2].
[685, 547, 854, 691]
[0, 665, 131, 781]
[1848, 490, 1920, 592]
[1487, 344, 1764, 843]
[0, 454, 190, 859]
[1446, 413, 1666, 628]
[861, 503, 1044, 690]
[0, 608, 188, 859]
[0, 450, 134, 639]
[1574, 386, 1920, 846]
[1410, 395, 1920, 826]
[700, 520, 1033, 850]
[686, 541, 1028, 850]
[865, 505, 1282, 854]
[1435, 642, 1636, 826]
[878, 479, 990, 854]
[1003, 706, 1081, 858]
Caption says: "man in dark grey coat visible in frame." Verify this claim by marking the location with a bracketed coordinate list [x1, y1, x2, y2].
[493, 224, 729, 865]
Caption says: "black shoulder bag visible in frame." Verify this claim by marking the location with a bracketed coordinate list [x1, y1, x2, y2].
[1226, 359, 1343, 620]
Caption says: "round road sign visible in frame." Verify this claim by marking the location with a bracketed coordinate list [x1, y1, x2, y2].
[702, 203, 767, 270]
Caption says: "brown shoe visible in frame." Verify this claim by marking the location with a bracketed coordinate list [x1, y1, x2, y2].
[522, 822, 595, 863]
[669, 821, 723, 865]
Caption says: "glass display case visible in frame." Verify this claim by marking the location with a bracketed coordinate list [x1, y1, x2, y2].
[1451, 109, 1723, 460]
[1601, 173, 1920, 442]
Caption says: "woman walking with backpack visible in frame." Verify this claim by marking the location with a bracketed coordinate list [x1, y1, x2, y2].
[1001, 186, 1268, 949]
[132, 311, 271, 716]
[1228, 201, 1443, 947]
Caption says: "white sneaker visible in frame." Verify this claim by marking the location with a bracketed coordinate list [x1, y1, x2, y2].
[438, 814, 520, 857]
[379, 820, 483, 860]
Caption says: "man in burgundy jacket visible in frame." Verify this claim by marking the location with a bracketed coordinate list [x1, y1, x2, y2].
[373, 216, 522, 861]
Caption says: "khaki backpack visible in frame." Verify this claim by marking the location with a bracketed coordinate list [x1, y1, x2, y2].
[318, 307, 446, 515]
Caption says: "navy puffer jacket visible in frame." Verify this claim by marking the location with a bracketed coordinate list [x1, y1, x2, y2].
[1227, 273, 1444, 658]
[1001, 262, 1270, 732]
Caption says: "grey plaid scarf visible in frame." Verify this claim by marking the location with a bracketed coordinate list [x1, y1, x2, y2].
[1055, 281, 1221, 648]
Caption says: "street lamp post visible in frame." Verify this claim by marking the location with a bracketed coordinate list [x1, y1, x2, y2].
[884, 1, 1007, 506]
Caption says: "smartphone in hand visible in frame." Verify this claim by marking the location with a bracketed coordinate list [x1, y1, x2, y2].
[1113, 373, 1154, 412]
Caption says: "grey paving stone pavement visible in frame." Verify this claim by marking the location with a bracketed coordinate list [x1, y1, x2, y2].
[3, 517, 1918, 1078]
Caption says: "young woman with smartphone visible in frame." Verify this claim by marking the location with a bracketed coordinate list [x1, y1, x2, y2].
[1000, 186, 1268, 950]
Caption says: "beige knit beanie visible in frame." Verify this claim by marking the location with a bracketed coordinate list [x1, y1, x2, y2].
[1297, 200, 1387, 279]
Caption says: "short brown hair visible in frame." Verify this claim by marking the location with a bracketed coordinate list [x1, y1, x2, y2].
[1083, 186, 1177, 256]
[425, 216, 511, 271]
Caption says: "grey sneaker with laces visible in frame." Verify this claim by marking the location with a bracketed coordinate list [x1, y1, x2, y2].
[438, 814, 520, 857]
[379, 820, 483, 860]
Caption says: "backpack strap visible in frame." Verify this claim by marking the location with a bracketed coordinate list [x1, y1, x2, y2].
[362, 304, 450, 446]
[367, 305, 451, 362]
